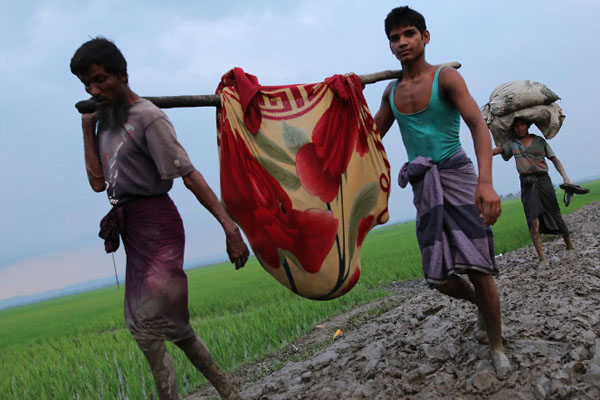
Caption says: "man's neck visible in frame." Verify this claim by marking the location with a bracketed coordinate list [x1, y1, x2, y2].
[125, 87, 141, 106]
[400, 57, 431, 81]
[518, 133, 533, 141]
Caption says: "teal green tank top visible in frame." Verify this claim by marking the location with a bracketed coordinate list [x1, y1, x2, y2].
[390, 67, 462, 162]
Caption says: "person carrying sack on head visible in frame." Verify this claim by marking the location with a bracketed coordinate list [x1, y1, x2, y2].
[493, 117, 576, 267]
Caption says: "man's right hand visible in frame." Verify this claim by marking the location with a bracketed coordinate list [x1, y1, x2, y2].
[80, 112, 105, 191]
[82, 113, 97, 133]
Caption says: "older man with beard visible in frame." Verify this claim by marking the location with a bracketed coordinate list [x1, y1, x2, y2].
[70, 37, 248, 400]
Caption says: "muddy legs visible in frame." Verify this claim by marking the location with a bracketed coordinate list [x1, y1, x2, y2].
[563, 235, 574, 251]
[136, 339, 179, 400]
[529, 218, 547, 265]
[531, 218, 575, 263]
[469, 273, 511, 377]
[434, 274, 500, 346]
[435, 273, 511, 377]
[468, 273, 502, 347]
[434, 275, 477, 303]
[136, 336, 241, 400]
[175, 336, 241, 400]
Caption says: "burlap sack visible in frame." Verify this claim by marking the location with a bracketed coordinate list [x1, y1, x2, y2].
[485, 80, 560, 117]
[481, 80, 565, 145]
[482, 102, 565, 146]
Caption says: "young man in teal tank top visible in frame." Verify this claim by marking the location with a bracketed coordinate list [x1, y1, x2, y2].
[374, 6, 510, 377]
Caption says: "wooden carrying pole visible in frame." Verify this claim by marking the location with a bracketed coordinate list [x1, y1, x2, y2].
[75, 62, 461, 114]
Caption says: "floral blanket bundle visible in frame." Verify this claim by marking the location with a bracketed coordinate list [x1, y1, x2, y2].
[216, 68, 390, 299]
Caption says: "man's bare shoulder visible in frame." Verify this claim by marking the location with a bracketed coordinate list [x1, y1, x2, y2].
[440, 66, 473, 93]
[437, 66, 469, 100]
[381, 80, 396, 101]
[438, 66, 463, 85]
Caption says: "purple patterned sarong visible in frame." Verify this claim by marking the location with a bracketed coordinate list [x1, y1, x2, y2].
[99, 194, 194, 342]
[399, 149, 497, 286]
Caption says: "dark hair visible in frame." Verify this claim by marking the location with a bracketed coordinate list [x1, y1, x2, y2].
[512, 117, 532, 127]
[70, 37, 127, 78]
[384, 6, 427, 38]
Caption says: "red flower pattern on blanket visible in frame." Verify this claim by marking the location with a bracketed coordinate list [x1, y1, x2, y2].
[340, 266, 361, 295]
[219, 119, 338, 273]
[296, 75, 371, 202]
[216, 69, 390, 299]
[357, 215, 375, 248]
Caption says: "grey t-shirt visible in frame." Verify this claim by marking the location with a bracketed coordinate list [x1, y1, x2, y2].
[97, 98, 195, 205]
[501, 135, 556, 175]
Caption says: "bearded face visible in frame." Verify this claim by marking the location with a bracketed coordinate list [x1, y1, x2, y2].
[79, 63, 131, 131]
[96, 87, 130, 131]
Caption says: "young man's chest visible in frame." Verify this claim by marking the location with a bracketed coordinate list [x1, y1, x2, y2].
[393, 70, 439, 114]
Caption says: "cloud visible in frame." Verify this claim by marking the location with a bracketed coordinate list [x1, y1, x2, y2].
[1, 0, 600, 303]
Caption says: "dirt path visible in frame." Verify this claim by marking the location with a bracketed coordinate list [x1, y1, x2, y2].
[188, 201, 600, 400]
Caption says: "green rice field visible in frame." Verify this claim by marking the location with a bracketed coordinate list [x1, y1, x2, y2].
[1, 179, 598, 399]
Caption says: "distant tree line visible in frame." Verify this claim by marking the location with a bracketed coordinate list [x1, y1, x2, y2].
[500, 192, 520, 200]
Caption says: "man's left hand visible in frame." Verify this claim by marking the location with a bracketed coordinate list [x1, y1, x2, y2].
[226, 228, 250, 270]
[475, 183, 501, 227]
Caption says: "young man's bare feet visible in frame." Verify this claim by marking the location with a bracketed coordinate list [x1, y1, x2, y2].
[490, 346, 511, 378]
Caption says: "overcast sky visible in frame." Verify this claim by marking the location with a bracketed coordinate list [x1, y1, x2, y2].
[1, 0, 599, 302]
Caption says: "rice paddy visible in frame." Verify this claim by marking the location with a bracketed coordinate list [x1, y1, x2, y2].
[1, 179, 598, 399]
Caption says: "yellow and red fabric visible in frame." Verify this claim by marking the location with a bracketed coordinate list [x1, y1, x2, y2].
[216, 68, 390, 299]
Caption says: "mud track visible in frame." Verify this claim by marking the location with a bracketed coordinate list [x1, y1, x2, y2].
[188, 201, 600, 400]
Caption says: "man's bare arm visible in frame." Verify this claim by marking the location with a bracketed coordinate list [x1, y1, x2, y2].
[373, 81, 396, 139]
[440, 68, 501, 226]
[549, 156, 572, 184]
[81, 113, 106, 192]
[182, 169, 249, 269]
[492, 146, 503, 156]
